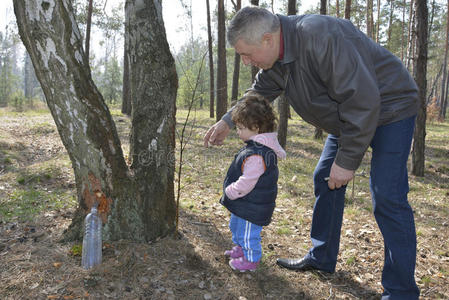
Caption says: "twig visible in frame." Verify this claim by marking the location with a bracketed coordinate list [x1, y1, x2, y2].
[189, 221, 213, 226]
[327, 285, 334, 300]
[422, 286, 438, 297]
[175, 51, 208, 232]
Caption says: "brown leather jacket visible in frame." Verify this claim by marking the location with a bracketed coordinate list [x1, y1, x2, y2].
[223, 14, 418, 170]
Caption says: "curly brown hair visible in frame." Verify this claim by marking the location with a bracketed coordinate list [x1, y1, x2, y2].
[231, 94, 277, 133]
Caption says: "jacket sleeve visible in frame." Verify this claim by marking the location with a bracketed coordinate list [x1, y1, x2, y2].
[311, 27, 380, 170]
[225, 155, 265, 200]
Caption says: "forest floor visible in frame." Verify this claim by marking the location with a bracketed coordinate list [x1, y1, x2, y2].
[0, 105, 448, 300]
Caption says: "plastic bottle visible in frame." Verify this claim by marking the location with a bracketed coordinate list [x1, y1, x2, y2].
[81, 206, 102, 269]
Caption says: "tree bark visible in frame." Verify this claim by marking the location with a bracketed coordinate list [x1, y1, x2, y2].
[85, 0, 93, 62]
[126, 0, 178, 240]
[277, 0, 296, 149]
[406, 0, 416, 71]
[320, 0, 327, 14]
[121, 25, 131, 116]
[336, 0, 340, 17]
[206, 0, 214, 118]
[366, 0, 374, 39]
[250, 0, 260, 82]
[387, 0, 394, 47]
[439, 0, 449, 120]
[24, 52, 33, 100]
[427, 63, 443, 105]
[288, 0, 297, 14]
[442, 70, 449, 120]
[428, 0, 435, 39]
[376, 0, 380, 43]
[345, 0, 352, 19]
[14, 0, 177, 242]
[411, 0, 428, 177]
[231, 0, 241, 104]
[314, 0, 326, 140]
[216, 0, 228, 121]
[401, 0, 407, 62]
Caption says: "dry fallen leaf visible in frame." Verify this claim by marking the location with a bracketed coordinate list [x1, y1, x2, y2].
[53, 262, 62, 268]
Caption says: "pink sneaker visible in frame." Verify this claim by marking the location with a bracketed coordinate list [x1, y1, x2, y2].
[229, 256, 260, 272]
[224, 245, 244, 259]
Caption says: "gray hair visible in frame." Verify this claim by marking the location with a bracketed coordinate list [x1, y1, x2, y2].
[227, 6, 280, 46]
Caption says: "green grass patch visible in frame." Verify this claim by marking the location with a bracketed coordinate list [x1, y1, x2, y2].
[29, 122, 55, 135]
[0, 188, 76, 222]
[420, 275, 432, 287]
[346, 256, 356, 266]
[276, 227, 292, 235]
[16, 163, 62, 185]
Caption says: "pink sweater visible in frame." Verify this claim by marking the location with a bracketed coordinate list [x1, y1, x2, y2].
[225, 132, 286, 200]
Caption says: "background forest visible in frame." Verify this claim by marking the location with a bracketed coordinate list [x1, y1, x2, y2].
[1, 0, 448, 118]
[0, 0, 448, 299]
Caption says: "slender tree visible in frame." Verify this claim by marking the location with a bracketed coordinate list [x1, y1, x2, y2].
[443, 70, 449, 117]
[406, 0, 416, 71]
[411, 0, 428, 176]
[387, 0, 394, 46]
[278, 0, 296, 148]
[24, 52, 33, 101]
[366, 0, 374, 39]
[121, 19, 131, 116]
[345, 0, 352, 19]
[85, 0, 93, 61]
[314, 0, 327, 140]
[336, 0, 341, 17]
[439, 0, 449, 120]
[250, 0, 260, 81]
[376, 0, 380, 43]
[320, 0, 327, 14]
[206, 0, 214, 118]
[231, 0, 242, 104]
[216, 0, 228, 121]
[14, 0, 178, 241]
[401, 0, 407, 62]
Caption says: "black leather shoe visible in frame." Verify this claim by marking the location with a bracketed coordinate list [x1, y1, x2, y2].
[276, 257, 333, 273]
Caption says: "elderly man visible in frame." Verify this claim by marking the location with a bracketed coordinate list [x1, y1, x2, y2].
[204, 6, 419, 300]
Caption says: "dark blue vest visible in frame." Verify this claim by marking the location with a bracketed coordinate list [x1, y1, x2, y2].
[221, 140, 279, 226]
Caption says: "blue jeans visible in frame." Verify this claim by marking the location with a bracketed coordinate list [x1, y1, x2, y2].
[307, 115, 419, 300]
[229, 213, 263, 262]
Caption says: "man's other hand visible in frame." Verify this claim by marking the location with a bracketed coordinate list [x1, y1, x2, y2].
[328, 162, 355, 190]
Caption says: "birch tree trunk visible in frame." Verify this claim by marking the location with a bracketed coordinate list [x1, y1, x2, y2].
[14, 0, 177, 242]
[85, 0, 93, 62]
[406, 0, 416, 71]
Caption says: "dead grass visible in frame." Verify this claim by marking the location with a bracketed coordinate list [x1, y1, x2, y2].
[0, 107, 448, 299]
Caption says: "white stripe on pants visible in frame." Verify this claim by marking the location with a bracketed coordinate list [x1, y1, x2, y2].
[229, 213, 263, 262]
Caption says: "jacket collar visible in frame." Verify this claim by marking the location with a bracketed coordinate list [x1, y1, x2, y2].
[277, 14, 303, 64]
